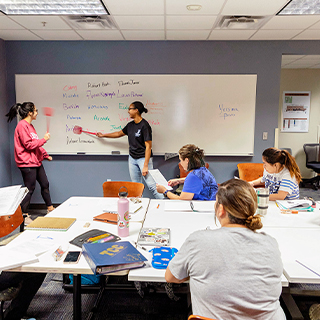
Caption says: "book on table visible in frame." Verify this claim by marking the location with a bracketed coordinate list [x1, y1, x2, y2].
[276, 199, 314, 211]
[25, 217, 76, 231]
[0, 185, 28, 216]
[82, 241, 147, 275]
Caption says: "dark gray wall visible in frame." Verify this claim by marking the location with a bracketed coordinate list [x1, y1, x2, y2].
[0, 39, 11, 187]
[3, 40, 320, 204]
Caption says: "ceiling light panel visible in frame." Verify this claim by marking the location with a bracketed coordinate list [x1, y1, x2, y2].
[0, 0, 108, 15]
[279, 0, 320, 15]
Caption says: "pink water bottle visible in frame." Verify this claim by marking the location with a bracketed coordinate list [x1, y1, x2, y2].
[117, 186, 129, 237]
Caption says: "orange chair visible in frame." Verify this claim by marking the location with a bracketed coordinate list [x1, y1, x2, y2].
[179, 162, 209, 179]
[188, 315, 217, 320]
[102, 181, 144, 197]
[237, 163, 264, 187]
[0, 205, 24, 238]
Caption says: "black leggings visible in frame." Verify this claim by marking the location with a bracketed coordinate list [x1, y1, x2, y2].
[19, 165, 52, 213]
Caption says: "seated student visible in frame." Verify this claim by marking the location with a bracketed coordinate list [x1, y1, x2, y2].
[165, 179, 285, 320]
[156, 144, 218, 200]
[0, 271, 46, 320]
[249, 147, 301, 201]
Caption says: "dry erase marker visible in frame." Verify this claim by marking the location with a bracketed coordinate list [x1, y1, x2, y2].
[157, 204, 160, 209]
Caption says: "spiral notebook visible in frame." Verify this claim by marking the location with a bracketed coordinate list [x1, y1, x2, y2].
[25, 217, 76, 231]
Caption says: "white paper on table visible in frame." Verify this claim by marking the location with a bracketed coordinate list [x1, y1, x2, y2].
[0, 246, 38, 272]
[295, 258, 320, 278]
[148, 169, 173, 190]
[164, 200, 215, 212]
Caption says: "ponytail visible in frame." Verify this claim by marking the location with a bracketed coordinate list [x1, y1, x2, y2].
[5, 102, 35, 123]
[131, 101, 148, 115]
[262, 148, 301, 183]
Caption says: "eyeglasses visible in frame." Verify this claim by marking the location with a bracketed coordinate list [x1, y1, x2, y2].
[128, 107, 136, 110]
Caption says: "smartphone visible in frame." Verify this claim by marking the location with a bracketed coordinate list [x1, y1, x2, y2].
[63, 251, 81, 264]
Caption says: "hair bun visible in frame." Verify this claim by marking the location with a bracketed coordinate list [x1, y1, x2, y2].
[245, 215, 262, 231]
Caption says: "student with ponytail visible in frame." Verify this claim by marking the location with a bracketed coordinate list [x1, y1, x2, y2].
[97, 101, 163, 199]
[166, 179, 285, 320]
[156, 144, 218, 200]
[6, 102, 54, 219]
[249, 147, 301, 200]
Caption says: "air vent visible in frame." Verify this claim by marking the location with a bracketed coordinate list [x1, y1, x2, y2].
[215, 16, 270, 29]
[65, 15, 117, 30]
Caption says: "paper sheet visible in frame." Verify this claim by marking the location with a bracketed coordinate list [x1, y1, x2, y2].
[148, 169, 173, 190]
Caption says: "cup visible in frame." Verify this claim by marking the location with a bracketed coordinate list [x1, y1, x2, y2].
[256, 188, 269, 216]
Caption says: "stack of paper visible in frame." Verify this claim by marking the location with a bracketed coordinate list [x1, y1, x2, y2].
[276, 200, 314, 212]
[0, 185, 28, 216]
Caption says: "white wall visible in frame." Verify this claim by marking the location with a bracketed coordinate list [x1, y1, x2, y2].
[278, 69, 320, 178]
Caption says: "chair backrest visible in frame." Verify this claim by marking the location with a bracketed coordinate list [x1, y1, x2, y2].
[0, 206, 24, 238]
[102, 181, 145, 197]
[303, 144, 320, 164]
[179, 163, 209, 179]
[237, 163, 264, 182]
[188, 315, 216, 320]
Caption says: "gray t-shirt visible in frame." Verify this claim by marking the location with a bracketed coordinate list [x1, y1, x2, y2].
[168, 227, 286, 320]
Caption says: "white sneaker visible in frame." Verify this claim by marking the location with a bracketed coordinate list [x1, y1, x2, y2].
[24, 215, 33, 226]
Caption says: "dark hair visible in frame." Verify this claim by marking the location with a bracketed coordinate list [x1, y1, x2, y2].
[179, 144, 205, 171]
[215, 179, 262, 231]
[6, 102, 35, 122]
[262, 148, 301, 183]
[130, 101, 148, 115]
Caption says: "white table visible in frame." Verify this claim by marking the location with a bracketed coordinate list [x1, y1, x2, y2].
[129, 199, 289, 287]
[6, 196, 150, 320]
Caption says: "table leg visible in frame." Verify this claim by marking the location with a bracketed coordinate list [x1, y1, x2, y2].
[73, 274, 82, 320]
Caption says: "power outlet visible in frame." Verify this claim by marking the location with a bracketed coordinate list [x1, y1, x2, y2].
[263, 132, 268, 140]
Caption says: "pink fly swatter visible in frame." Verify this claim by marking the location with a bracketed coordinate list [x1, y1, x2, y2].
[43, 107, 54, 132]
[73, 125, 96, 135]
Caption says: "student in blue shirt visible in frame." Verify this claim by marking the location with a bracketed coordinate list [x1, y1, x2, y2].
[156, 144, 218, 200]
[249, 148, 301, 200]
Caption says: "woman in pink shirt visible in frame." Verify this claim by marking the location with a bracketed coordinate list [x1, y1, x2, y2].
[6, 102, 54, 217]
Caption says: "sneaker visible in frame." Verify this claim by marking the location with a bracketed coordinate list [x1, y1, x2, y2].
[310, 304, 320, 320]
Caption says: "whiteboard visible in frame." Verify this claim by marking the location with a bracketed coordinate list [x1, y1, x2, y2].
[15, 74, 257, 156]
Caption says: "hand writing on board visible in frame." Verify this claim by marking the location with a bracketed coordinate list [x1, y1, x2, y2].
[142, 165, 148, 176]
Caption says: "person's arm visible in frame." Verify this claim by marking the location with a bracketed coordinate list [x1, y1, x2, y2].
[269, 190, 288, 201]
[168, 178, 185, 187]
[142, 140, 152, 176]
[96, 130, 125, 138]
[165, 267, 189, 283]
[19, 126, 49, 150]
[249, 177, 262, 187]
[156, 184, 194, 200]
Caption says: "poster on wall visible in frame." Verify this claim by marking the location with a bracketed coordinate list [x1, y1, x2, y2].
[281, 91, 310, 133]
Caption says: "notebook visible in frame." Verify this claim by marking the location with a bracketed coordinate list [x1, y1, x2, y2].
[25, 217, 76, 231]
[93, 212, 118, 225]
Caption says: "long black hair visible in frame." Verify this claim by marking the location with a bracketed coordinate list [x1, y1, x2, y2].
[130, 101, 148, 115]
[6, 102, 35, 123]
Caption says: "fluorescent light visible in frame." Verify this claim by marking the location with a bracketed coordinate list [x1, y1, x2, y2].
[278, 0, 320, 15]
[0, 0, 108, 15]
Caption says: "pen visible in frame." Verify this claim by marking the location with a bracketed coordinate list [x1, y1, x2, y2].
[134, 206, 142, 213]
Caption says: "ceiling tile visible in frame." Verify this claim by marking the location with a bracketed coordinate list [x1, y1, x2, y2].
[9, 16, 72, 30]
[222, 0, 289, 16]
[293, 29, 320, 40]
[262, 16, 320, 29]
[250, 29, 300, 40]
[102, 0, 164, 15]
[122, 30, 165, 40]
[31, 30, 82, 40]
[113, 15, 164, 29]
[166, 0, 225, 15]
[166, 30, 210, 40]
[209, 30, 255, 40]
[0, 30, 41, 40]
[0, 16, 24, 29]
[76, 30, 123, 40]
[166, 15, 216, 30]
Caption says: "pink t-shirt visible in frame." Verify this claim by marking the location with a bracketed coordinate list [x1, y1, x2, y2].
[14, 119, 48, 167]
